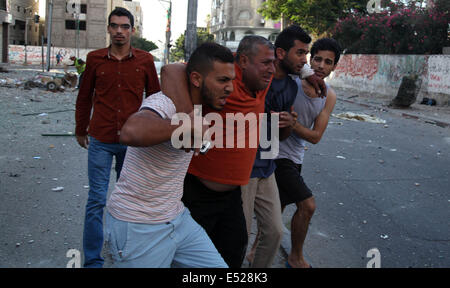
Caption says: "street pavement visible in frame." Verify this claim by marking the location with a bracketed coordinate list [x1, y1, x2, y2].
[279, 88, 449, 268]
[0, 66, 448, 268]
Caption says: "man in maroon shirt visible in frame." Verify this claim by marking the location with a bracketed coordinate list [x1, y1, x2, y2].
[75, 7, 160, 268]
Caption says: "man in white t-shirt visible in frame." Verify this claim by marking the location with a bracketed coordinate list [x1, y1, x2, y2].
[105, 43, 236, 268]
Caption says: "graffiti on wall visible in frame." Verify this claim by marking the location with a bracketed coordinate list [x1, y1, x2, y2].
[334, 55, 379, 80]
[8, 45, 92, 65]
[428, 56, 450, 94]
[377, 55, 428, 86]
[329, 54, 450, 97]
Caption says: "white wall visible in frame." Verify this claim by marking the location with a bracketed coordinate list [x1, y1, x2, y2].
[8, 44, 93, 65]
[327, 54, 450, 105]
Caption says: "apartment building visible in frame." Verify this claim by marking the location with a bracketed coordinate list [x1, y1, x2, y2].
[210, 0, 280, 51]
[47, 0, 143, 50]
[9, 0, 40, 46]
[0, 0, 13, 62]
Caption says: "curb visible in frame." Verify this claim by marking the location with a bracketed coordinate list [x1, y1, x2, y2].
[339, 98, 450, 128]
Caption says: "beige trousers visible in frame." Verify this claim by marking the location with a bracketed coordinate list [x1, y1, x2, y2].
[241, 174, 283, 268]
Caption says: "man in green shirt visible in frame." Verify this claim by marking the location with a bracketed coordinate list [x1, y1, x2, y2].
[70, 56, 86, 88]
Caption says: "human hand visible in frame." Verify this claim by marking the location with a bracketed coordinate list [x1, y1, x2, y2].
[306, 74, 327, 98]
[76, 135, 89, 149]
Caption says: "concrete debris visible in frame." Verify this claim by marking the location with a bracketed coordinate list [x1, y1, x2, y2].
[1, 71, 77, 92]
[332, 112, 387, 124]
[0, 78, 23, 87]
[51, 187, 64, 192]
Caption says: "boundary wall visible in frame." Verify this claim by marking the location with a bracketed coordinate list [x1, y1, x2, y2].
[327, 54, 450, 105]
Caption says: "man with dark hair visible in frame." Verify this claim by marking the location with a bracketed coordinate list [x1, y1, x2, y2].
[242, 25, 318, 268]
[108, 7, 134, 28]
[275, 37, 340, 268]
[161, 35, 276, 267]
[105, 42, 235, 268]
[75, 7, 160, 267]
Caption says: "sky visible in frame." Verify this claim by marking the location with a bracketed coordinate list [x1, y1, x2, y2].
[137, 0, 212, 50]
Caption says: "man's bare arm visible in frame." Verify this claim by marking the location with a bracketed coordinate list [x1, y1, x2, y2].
[160, 63, 193, 113]
[292, 89, 337, 144]
[120, 110, 181, 147]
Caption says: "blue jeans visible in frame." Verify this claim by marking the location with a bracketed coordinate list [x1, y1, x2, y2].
[105, 209, 227, 268]
[83, 137, 127, 268]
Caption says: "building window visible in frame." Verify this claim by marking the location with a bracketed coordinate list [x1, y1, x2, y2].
[268, 33, 278, 42]
[16, 20, 26, 31]
[230, 31, 235, 41]
[0, 0, 7, 11]
[65, 20, 87, 30]
[238, 10, 251, 20]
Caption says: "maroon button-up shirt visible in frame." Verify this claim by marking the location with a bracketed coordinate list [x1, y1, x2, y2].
[75, 47, 160, 143]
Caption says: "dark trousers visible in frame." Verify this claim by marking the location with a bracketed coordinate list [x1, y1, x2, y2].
[182, 173, 248, 268]
[78, 72, 84, 89]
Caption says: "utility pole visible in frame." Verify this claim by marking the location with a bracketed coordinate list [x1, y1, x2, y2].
[185, 0, 198, 62]
[24, 1, 38, 65]
[161, 0, 172, 65]
[75, 13, 80, 58]
[46, 0, 54, 71]
[24, 18, 29, 65]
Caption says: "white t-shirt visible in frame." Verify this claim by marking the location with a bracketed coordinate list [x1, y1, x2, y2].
[107, 92, 193, 224]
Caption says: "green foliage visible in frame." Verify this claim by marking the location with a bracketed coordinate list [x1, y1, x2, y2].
[131, 36, 158, 52]
[331, 1, 449, 54]
[258, 0, 368, 37]
[170, 29, 215, 62]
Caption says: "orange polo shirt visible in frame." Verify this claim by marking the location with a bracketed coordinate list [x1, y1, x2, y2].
[187, 63, 271, 185]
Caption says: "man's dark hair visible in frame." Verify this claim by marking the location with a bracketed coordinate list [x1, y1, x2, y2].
[187, 42, 234, 77]
[275, 25, 312, 52]
[310, 38, 342, 65]
[108, 7, 134, 28]
[236, 35, 274, 61]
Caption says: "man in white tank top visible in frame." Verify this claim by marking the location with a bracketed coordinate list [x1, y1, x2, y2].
[275, 38, 341, 268]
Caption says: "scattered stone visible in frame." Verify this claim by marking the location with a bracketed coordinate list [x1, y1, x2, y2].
[52, 187, 64, 192]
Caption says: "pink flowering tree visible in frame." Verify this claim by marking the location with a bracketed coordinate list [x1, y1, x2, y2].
[331, 0, 449, 54]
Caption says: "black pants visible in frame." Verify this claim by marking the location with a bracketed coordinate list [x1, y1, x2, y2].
[182, 173, 248, 268]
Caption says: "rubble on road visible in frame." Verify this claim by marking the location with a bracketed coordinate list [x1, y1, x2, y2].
[332, 112, 387, 124]
[0, 78, 23, 88]
[1, 70, 78, 92]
